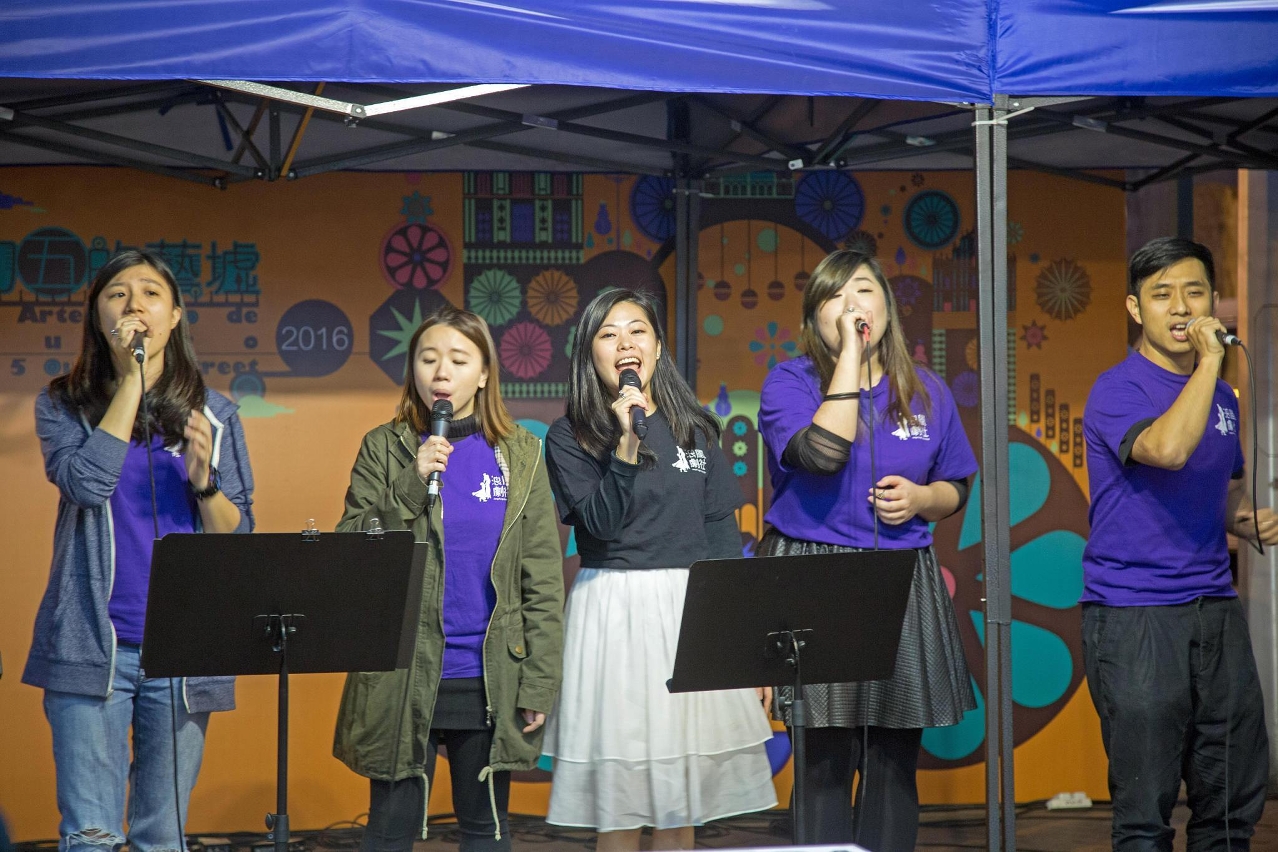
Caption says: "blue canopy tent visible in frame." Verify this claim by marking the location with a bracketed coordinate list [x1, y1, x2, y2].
[3, 4, 1278, 848]
[0, 1, 992, 99]
[4, 1, 1276, 98]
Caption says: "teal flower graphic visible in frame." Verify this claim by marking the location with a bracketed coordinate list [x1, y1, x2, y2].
[400, 191, 434, 223]
[468, 269, 522, 326]
[1008, 220, 1024, 246]
[922, 430, 1088, 768]
[749, 322, 798, 369]
[904, 190, 960, 250]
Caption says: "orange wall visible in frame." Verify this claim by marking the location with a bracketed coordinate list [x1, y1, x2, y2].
[0, 166, 1125, 839]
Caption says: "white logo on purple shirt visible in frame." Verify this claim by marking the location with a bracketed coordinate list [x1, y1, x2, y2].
[472, 472, 508, 502]
[891, 415, 931, 441]
[1215, 404, 1237, 437]
[672, 446, 708, 474]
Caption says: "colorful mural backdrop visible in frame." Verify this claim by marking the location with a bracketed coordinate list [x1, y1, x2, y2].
[0, 165, 1125, 841]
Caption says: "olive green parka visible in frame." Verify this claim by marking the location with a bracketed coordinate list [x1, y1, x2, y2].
[332, 419, 564, 781]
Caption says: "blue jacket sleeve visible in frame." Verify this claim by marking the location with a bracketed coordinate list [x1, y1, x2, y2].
[35, 388, 128, 509]
[214, 408, 255, 534]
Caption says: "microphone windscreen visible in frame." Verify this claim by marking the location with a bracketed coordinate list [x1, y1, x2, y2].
[424, 399, 455, 507]
[618, 368, 648, 438]
[429, 399, 454, 439]
[430, 399, 454, 423]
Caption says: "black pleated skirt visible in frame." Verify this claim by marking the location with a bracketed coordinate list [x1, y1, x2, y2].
[760, 529, 976, 730]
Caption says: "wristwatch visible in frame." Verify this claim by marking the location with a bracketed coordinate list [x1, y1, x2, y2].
[192, 467, 221, 501]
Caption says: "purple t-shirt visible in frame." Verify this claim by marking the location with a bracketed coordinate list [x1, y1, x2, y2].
[435, 424, 506, 679]
[109, 436, 198, 643]
[1081, 349, 1244, 606]
[759, 358, 977, 549]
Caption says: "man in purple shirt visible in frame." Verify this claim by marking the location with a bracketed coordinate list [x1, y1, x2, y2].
[1082, 237, 1278, 851]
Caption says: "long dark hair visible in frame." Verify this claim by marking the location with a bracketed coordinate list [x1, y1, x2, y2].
[797, 249, 930, 426]
[566, 288, 721, 469]
[49, 249, 205, 443]
[394, 303, 515, 445]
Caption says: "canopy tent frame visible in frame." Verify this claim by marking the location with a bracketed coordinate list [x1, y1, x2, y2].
[5, 84, 1278, 194]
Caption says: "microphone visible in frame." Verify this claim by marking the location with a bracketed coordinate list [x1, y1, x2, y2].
[855, 318, 870, 336]
[1216, 329, 1242, 347]
[129, 331, 146, 364]
[425, 399, 453, 509]
[618, 368, 648, 439]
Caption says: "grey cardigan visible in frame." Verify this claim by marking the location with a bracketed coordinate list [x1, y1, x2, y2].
[22, 386, 255, 712]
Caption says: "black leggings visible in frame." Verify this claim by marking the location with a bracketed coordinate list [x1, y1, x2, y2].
[360, 728, 511, 852]
[795, 725, 923, 852]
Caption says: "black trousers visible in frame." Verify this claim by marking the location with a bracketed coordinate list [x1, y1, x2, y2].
[1083, 598, 1269, 852]
[794, 725, 923, 852]
[360, 727, 511, 852]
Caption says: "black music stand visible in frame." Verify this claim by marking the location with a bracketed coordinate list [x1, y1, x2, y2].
[141, 525, 424, 852]
[668, 549, 916, 846]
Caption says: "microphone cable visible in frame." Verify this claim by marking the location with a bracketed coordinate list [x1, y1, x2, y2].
[864, 352, 880, 554]
[376, 401, 454, 849]
[133, 348, 189, 852]
[378, 515, 421, 852]
[139, 374, 160, 545]
[853, 347, 879, 848]
[376, 413, 450, 852]
[1237, 341, 1264, 557]
[1223, 337, 1263, 852]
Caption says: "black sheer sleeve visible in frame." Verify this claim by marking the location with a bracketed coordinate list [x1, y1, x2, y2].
[781, 422, 853, 476]
[948, 477, 971, 513]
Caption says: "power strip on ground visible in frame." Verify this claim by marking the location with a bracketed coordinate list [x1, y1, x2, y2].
[1046, 791, 1094, 810]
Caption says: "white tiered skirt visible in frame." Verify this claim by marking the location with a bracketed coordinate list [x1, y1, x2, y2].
[543, 567, 778, 831]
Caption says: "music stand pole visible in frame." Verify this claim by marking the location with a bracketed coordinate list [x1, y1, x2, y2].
[779, 630, 809, 845]
[265, 615, 299, 852]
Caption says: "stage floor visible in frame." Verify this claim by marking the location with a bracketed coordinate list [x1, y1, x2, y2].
[316, 800, 1278, 852]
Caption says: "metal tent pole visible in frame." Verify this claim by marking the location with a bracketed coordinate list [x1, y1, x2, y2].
[975, 94, 1016, 852]
[670, 99, 701, 388]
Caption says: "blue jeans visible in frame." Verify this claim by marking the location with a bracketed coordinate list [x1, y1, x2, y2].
[43, 644, 209, 852]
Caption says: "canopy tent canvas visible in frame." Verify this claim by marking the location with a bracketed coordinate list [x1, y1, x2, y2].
[0, 1, 996, 100]
[4, 1, 1278, 99]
